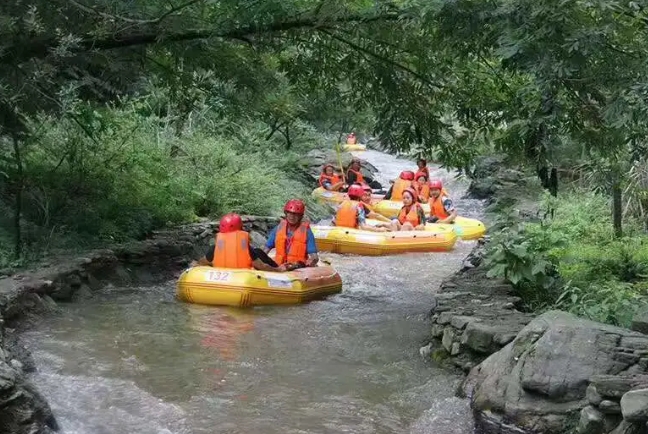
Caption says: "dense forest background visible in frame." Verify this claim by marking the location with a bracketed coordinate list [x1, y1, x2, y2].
[3, 0, 648, 324]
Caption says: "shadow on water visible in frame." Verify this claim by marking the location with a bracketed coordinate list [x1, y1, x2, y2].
[21, 150, 483, 434]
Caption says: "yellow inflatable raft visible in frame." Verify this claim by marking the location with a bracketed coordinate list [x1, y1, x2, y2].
[311, 225, 457, 255]
[341, 143, 367, 151]
[177, 266, 342, 308]
[371, 199, 431, 218]
[366, 216, 486, 241]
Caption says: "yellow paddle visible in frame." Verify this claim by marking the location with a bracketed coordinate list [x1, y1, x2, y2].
[335, 141, 347, 184]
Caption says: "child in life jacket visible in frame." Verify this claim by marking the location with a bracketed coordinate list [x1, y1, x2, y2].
[412, 172, 430, 202]
[319, 164, 346, 191]
[390, 188, 427, 231]
[428, 179, 457, 224]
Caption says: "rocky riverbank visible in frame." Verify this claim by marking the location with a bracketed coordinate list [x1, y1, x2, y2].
[0, 216, 277, 434]
[423, 156, 648, 434]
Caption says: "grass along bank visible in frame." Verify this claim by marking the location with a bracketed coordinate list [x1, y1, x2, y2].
[484, 188, 648, 327]
[0, 95, 334, 270]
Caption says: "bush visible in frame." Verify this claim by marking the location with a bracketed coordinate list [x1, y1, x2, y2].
[0, 95, 330, 266]
[485, 190, 648, 326]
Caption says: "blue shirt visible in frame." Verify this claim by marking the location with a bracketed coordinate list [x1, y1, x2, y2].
[266, 225, 318, 254]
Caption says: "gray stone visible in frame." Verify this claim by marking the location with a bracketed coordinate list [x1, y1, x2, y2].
[451, 342, 461, 356]
[578, 405, 603, 434]
[621, 388, 648, 422]
[431, 324, 445, 338]
[609, 420, 643, 434]
[437, 312, 453, 325]
[632, 308, 648, 335]
[249, 230, 267, 249]
[587, 384, 603, 406]
[494, 333, 517, 346]
[442, 328, 455, 353]
[599, 399, 621, 414]
[461, 322, 496, 354]
[464, 311, 648, 434]
[639, 358, 648, 372]
[592, 375, 648, 399]
[450, 315, 473, 330]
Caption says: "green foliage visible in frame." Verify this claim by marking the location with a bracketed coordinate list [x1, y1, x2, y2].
[485, 190, 648, 326]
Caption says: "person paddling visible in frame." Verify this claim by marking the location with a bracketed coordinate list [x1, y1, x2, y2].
[428, 180, 457, 224]
[335, 185, 389, 232]
[319, 164, 346, 191]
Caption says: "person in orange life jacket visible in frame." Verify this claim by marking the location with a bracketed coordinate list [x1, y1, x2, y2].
[335, 184, 389, 232]
[263, 199, 319, 271]
[360, 184, 391, 225]
[346, 159, 365, 185]
[412, 172, 431, 202]
[417, 158, 430, 180]
[319, 164, 346, 191]
[390, 188, 427, 231]
[383, 170, 415, 200]
[193, 213, 283, 272]
[427, 179, 457, 224]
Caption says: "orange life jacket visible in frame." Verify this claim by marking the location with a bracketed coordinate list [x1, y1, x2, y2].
[391, 179, 412, 200]
[275, 220, 310, 265]
[398, 204, 423, 226]
[347, 168, 364, 183]
[335, 200, 359, 228]
[319, 173, 341, 189]
[413, 182, 430, 201]
[213, 231, 253, 269]
[429, 195, 450, 219]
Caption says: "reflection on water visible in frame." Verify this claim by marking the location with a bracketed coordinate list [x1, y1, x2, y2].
[21, 151, 481, 434]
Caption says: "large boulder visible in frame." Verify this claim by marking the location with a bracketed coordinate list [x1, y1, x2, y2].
[463, 310, 648, 434]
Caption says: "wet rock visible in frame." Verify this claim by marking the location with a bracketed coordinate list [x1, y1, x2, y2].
[464, 311, 648, 434]
[599, 399, 622, 414]
[592, 375, 648, 399]
[587, 384, 603, 406]
[461, 322, 497, 354]
[579, 405, 604, 434]
[609, 420, 643, 434]
[621, 388, 648, 422]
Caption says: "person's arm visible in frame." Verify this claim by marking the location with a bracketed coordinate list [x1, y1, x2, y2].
[191, 245, 214, 267]
[263, 226, 278, 253]
[439, 198, 457, 223]
[358, 206, 387, 232]
[305, 228, 319, 266]
[415, 207, 427, 230]
[367, 210, 391, 223]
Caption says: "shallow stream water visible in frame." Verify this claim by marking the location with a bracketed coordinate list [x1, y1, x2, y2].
[22, 150, 483, 434]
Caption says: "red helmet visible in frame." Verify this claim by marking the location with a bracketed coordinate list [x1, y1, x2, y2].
[415, 171, 428, 181]
[219, 213, 243, 233]
[400, 171, 415, 181]
[429, 179, 443, 190]
[403, 188, 418, 201]
[284, 199, 306, 215]
[347, 184, 365, 199]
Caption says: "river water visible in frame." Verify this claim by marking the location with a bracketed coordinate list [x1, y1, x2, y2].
[22, 150, 482, 434]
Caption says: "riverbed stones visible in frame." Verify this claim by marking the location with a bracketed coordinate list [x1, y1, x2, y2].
[621, 389, 648, 422]
[463, 311, 648, 434]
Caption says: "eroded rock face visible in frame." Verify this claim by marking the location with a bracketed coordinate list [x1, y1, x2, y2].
[463, 310, 648, 434]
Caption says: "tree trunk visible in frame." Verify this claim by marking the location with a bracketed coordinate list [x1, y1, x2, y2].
[12, 136, 23, 258]
[612, 182, 623, 238]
